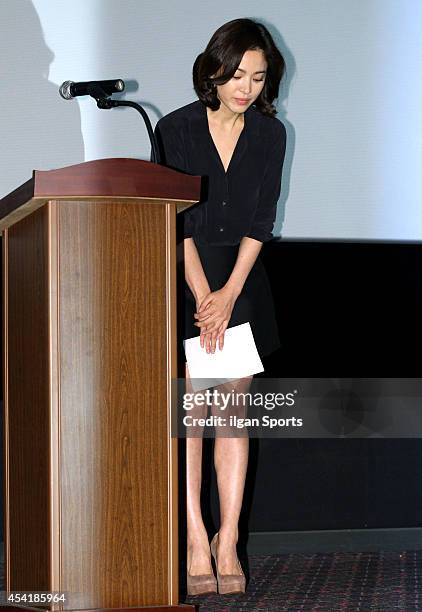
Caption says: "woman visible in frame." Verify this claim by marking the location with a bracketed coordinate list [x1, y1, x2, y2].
[154, 18, 286, 596]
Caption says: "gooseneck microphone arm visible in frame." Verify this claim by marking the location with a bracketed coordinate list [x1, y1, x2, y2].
[96, 95, 160, 165]
[59, 80, 161, 164]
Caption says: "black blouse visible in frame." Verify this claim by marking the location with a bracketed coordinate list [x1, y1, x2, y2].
[152, 99, 286, 246]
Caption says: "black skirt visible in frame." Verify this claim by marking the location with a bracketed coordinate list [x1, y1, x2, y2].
[179, 240, 281, 360]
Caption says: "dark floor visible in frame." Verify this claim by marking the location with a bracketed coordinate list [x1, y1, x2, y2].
[1, 548, 421, 611]
[184, 549, 422, 611]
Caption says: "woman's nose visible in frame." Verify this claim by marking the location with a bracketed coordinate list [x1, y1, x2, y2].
[240, 80, 252, 95]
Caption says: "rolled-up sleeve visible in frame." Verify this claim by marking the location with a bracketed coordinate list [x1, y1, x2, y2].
[151, 119, 194, 239]
[246, 120, 286, 243]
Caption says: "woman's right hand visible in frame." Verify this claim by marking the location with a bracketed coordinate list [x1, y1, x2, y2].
[195, 297, 216, 353]
[198, 310, 228, 353]
[195, 290, 233, 353]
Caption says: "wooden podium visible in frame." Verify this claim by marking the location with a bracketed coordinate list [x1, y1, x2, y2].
[0, 159, 200, 611]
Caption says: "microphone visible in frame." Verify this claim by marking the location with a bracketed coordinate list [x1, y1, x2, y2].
[59, 79, 125, 100]
[58, 78, 160, 163]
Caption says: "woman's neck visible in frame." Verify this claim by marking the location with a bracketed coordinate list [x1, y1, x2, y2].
[206, 104, 244, 131]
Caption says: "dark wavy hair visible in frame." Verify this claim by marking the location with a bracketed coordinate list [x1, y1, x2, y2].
[193, 18, 285, 117]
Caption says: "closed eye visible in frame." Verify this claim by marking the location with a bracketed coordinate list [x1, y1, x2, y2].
[233, 76, 264, 82]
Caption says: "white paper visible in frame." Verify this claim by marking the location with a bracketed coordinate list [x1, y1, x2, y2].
[183, 322, 264, 392]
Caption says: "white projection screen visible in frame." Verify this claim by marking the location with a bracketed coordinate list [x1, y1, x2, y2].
[1, 0, 421, 241]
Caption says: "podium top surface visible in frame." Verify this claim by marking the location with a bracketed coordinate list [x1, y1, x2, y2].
[0, 158, 201, 231]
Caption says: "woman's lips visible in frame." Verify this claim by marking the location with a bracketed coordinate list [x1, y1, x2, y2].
[234, 98, 250, 105]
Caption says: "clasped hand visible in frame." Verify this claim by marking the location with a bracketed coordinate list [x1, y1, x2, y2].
[194, 286, 238, 353]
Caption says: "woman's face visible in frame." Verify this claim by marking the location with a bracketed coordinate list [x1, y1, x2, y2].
[214, 49, 267, 114]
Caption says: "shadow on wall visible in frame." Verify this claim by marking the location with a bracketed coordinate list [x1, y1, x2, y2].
[270, 24, 295, 240]
[0, 0, 84, 198]
[247, 18, 296, 239]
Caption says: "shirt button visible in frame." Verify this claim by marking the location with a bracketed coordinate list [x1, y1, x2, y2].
[219, 227, 224, 232]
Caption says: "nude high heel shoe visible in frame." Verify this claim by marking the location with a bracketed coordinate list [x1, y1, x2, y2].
[210, 532, 246, 595]
[186, 547, 217, 595]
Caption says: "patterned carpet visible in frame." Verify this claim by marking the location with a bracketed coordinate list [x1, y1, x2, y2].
[1, 550, 421, 610]
[184, 550, 422, 611]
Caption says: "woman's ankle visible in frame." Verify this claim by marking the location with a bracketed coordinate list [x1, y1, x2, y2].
[187, 527, 210, 548]
[217, 525, 239, 544]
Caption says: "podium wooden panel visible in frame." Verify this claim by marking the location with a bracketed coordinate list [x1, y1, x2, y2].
[0, 159, 200, 611]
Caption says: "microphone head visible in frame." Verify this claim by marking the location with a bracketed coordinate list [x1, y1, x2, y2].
[115, 79, 125, 92]
[59, 81, 74, 100]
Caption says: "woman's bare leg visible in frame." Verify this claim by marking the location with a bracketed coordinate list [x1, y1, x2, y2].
[185, 363, 213, 575]
[212, 375, 253, 574]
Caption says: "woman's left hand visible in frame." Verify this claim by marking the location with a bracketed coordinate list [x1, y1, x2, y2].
[194, 285, 239, 352]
